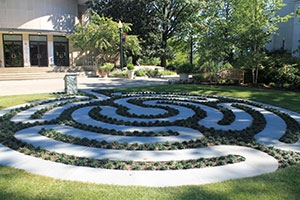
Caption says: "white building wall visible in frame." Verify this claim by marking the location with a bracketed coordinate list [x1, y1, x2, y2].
[0, 0, 78, 32]
[292, 3, 300, 56]
[268, 0, 300, 55]
[0, 0, 89, 67]
[0, 33, 3, 67]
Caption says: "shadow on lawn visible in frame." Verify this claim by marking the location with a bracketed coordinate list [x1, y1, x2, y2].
[0, 164, 300, 199]
[175, 164, 300, 200]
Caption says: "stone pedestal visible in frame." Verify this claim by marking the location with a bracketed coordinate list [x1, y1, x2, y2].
[64, 74, 77, 94]
[128, 70, 134, 79]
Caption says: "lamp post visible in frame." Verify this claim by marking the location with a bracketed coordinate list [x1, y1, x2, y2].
[118, 20, 123, 68]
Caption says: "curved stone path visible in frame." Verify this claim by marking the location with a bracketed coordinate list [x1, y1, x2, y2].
[0, 91, 300, 187]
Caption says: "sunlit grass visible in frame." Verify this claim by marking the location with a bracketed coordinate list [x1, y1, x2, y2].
[0, 84, 299, 200]
[115, 84, 300, 112]
[0, 164, 299, 200]
[0, 93, 56, 110]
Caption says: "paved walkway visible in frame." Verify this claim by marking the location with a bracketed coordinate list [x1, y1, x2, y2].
[0, 78, 299, 187]
[0, 76, 170, 96]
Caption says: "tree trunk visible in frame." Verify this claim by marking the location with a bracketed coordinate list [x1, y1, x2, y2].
[160, 31, 168, 67]
[252, 68, 256, 84]
[132, 55, 139, 66]
[252, 65, 259, 84]
[160, 56, 167, 68]
[255, 65, 259, 84]
[161, 5, 168, 68]
[189, 36, 193, 65]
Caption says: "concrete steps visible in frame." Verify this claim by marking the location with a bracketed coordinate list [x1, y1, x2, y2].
[0, 67, 75, 81]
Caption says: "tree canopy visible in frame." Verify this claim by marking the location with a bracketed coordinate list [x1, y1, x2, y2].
[92, 0, 201, 67]
[73, 0, 292, 83]
[195, 0, 291, 83]
[69, 11, 141, 65]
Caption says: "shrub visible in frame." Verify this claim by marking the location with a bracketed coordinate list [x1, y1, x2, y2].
[192, 73, 210, 82]
[98, 62, 114, 77]
[158, 70, 176, 76]
[176, 63, 194, 74]
[127, 63, 135, 70]
[134, 70, 146, 77]
[109, 69, 127, 77]
[166, 64, 176, 71]
[102, 63, 114, 71]
[269, 82, 277, 87]
[145, 69, 159, 77]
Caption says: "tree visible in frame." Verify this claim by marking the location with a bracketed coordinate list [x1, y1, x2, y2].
[169, 1, 205, 66]
[69, 11, 141, 65]
[92, 0, 199, 67]
[232, 0, 291, 84]
[194, 0, 291, 84]
[92, 0, 157, 65]
[149, 0, 202, 67]
[196, 0, 236, 65]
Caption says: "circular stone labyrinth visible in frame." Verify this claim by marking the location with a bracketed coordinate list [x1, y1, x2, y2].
[0, 91, 300, 187]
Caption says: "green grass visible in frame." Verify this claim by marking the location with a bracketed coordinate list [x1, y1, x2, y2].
[0, 84, 300, 200]
[0, 164, 299, 200]
[0, 93, 56, 110]
[115, 84, 300, 113]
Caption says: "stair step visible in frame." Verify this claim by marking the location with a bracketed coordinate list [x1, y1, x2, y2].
[0, 67, 86, 81]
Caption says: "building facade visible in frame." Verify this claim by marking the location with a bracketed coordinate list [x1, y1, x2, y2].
[267, 0, 300, 55]
[0, 0, 89, 68]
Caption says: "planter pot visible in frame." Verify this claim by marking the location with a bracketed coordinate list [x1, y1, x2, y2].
[103, 72, 108, 78]
[128, 70, 135, 79]
[179, 73, 189, 81]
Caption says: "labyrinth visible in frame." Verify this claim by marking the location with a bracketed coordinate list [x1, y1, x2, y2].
[0, 90, 300, 187]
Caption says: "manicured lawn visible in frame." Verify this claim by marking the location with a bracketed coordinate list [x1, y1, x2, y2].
[0, 94, 56, 110]
[115, 84, 300, 113]
[0, 164, 299, 200]
[0, 84, 299, 200]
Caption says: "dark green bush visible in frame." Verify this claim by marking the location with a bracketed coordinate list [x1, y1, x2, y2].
[176, 63, 194, 74]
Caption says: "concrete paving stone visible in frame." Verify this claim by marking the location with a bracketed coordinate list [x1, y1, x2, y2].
[0, 144, 278, 187]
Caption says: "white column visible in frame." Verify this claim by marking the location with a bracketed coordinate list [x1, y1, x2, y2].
[0, 33, 4, 67]
[48, 35, 54, 67]
[23, 34, 30, 67]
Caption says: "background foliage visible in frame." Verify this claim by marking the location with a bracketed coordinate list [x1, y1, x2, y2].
[70, 0, 300, 88]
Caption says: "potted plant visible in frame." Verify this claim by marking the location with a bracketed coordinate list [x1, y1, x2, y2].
[176, 63, 194, 81]
[98, 63, 114, 78]
[127, 63, 135, 79]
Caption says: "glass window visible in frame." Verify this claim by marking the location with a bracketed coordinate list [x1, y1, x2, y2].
[54, 36, 68, 42]
[29, 35, 47, 42]
[3, 35, 22, 41]
[3, 34, 23, 67]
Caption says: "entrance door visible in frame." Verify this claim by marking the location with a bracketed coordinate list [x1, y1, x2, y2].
[3, 34, 23, 67]
[54, 43, 69, 66]
[54, 36, 69, 66]
[29, 35, 48, 67]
